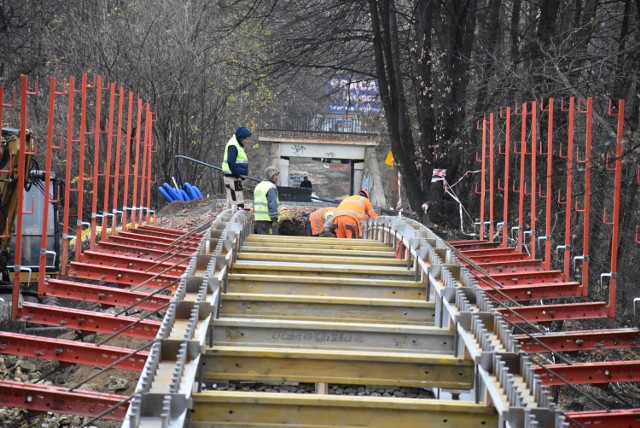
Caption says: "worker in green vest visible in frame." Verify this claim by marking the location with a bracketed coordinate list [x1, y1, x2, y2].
[221, 127, 251, 209]
[253, 166, 280, 235]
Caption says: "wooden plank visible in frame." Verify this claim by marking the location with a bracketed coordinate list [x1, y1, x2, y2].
[202, 346, 473, 389]
[211, 318, 454, 354]
[220, 293, 434, 325]
[191, 392, 498, 427]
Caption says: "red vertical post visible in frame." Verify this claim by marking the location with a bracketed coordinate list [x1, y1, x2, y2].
[604, 99, 624, 319]
[488, 113, 495, 242]
[130, 97, 143, 229]
[111, 86, 125, 235]
[562, 97, 575, 281]
[101, 83, 116, 242]
[38, 77, 60, 297]
[479, 117, 487, 241]
[516, 103, 527, 253]
[61, 77, 76, 276]
[529, 101, 537, 258]
[542, 98, 554, 270]
[11, 76, 29, 319]
[145, 107, 155, 225]
[500, 107, 511, 247]
[89, 76, 103, 250]
[74, 73, 89, 262]
[121, 91, 134, 231]
[576, 98, 593, 297]
[138, 103, 151, 226]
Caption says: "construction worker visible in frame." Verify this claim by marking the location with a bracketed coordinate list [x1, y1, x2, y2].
[332, 189, 378, 239]
[300, 176, 312, 190]
[254, 166, 280, 235]
[221, 127, 252, 209]
[306, 207, 335, 237]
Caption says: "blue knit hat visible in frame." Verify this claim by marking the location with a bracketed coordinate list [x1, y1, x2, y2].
[235, 127, 252, 141]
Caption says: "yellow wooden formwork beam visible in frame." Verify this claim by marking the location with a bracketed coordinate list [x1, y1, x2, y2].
[231, 260, 415, 280]
[245, 235, 390, 252]
[241, 245, 395, 258]
[212, 318, 455, 355]
[202, 346, 473, 389]
[220, 293, 435, 325]
[211, 317, 454, 354]
[191, 392, 499, 427]
[228, 273, 425, 300]
[238, 252, 406, 267]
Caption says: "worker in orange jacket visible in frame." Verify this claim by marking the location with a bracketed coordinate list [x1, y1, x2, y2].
[332, 190, 378, 239]
[306, 207, 335, 237]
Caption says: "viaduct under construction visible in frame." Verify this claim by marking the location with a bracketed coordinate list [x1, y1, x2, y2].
[0, 74, 639, 428]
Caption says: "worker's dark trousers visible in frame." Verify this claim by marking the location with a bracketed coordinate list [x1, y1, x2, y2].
[255, 221, 278, 235]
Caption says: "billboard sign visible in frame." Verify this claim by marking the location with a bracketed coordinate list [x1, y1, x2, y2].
[326, 77, 381, 115]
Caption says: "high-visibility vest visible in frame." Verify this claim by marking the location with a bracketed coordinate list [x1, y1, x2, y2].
[253, 181, 279, 221]
[333, 195, 377, 223]
[332, 195, 378, 236]
[221, 135, 248, 174]
[309, 207, 334, 235]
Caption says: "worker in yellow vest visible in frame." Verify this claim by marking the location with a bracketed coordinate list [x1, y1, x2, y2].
[221, 127, 251, 209]
[253, 166, 280, 235]
[332, 189, 378, 238]
[306, 207, 335, 237]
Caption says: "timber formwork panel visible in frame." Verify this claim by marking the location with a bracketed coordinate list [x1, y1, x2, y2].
[191, 392, 499, 427]
[237, 252, 407, 266]
[230, 260, 416, 280]
[228, 273, 426, 299]
[202, 346, 474, 389]
[219, 293, 435, 325]
[210, 318, 455, 354]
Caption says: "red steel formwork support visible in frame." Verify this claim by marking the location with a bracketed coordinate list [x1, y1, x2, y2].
[0, 331, 149, 371]
[121, 91, 134, 231]
[0, 380, 128, 421]
[75, 73, 90, 262]
[540, 99, 554, 270]
[575, 97, 593, 298]
[527, 101, 537, 259]
[476, 116, 487, 241]
[534, 360, 640, 386]
[11, 75, 35, 319]
[498, 107, 511, 248]
[603, 99, 624, 320]
[89, 76, 105, 250]
[130, 97, 143, 229]
[111, 85, 126, 236]
[488, 113, 495, 242]
[514, 103, 527, 253]
[101, 83, 117, 242]
[38, 77, 64, 297]
[61, 76, 76, 277]
[145, 105, 156, 225]
[558, 97, 575, 282]
[565, 409, 640, 428]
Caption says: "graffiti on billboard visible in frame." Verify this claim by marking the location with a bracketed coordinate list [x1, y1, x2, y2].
[326, 77, 381, 115]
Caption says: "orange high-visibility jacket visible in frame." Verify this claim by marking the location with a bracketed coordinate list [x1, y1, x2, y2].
[309, 207, 334, 236]
[332, 195, 378, 237]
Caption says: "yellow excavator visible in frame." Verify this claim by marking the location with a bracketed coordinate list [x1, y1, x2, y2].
[0, 128, 61, 300]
